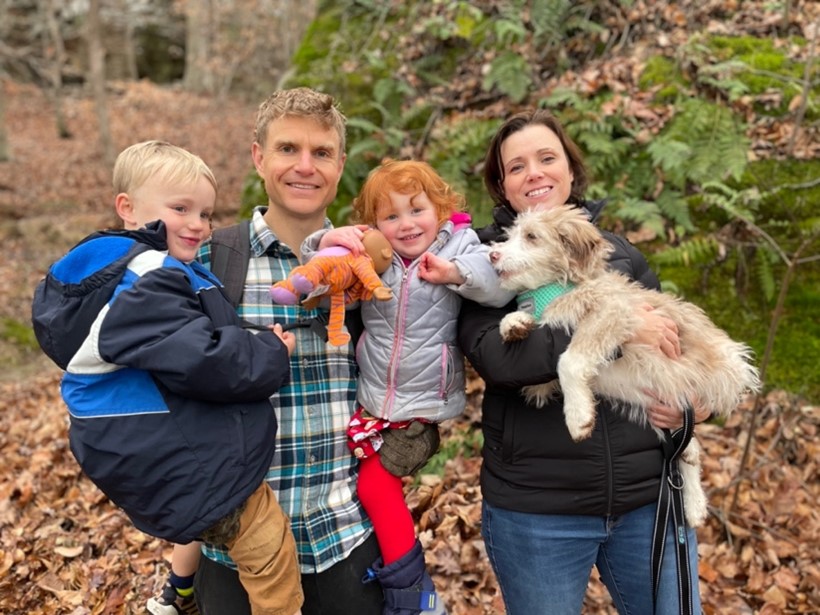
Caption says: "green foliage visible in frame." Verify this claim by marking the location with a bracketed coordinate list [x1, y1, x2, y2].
[650, 99, 748, 186]
[417, 425, 483, 479]
[238, 171, 264, 221]
[420, 1, 484, 41]
[639, 55, 687, 102]
[650, 158, 820, 400]
[650, 236, 721, 268]
[688, 35, 817, 115]
[426, 116, 503, 227]
[1, 319, 38, 349]
[482, 51, 532, 103]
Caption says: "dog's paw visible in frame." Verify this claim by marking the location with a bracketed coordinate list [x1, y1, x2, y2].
[567, 419, 596, 442]
[565, 406, 596, 442]
[500, 312, 537, 342]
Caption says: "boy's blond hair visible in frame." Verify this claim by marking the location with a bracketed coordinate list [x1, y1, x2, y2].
[254, 87, 347, 153]
[352, 158, 465, 227]
[112, 140, 218, 196]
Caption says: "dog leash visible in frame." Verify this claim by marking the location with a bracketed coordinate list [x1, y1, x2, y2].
[651, 403, 696, 615]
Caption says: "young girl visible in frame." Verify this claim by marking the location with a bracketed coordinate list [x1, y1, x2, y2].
[312, 159, 512, 614]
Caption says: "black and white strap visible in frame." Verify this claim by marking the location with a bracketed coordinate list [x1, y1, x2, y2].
[651, 403, 696, 615]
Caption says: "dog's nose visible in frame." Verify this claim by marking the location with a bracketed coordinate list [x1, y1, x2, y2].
[489, 251, 499, 264]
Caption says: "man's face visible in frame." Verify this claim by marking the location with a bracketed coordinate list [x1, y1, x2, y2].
[251, 115, 346, 221]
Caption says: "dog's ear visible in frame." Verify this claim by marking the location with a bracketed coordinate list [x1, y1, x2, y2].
[554, 208, 608, 280]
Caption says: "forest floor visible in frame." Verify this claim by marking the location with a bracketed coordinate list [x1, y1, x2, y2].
[0, 82, 818, 614]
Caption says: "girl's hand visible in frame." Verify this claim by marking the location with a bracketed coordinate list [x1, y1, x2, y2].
[270, 323, 296, 356]
[628, 303, 681, 359]
[646, 392, 711, 430]
[418, 252, 465, 286]
[318, 224, 370, 253]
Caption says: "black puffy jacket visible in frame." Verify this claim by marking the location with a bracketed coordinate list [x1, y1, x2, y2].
[458, 201, 665, 516]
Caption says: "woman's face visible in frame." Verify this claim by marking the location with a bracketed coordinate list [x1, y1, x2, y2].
[500, 124, 574, 214]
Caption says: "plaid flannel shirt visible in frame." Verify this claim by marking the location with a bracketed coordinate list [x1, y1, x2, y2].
[198, 207, 371, 574]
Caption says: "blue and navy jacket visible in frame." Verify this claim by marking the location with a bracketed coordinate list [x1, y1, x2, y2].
[32, 222, 291, 543]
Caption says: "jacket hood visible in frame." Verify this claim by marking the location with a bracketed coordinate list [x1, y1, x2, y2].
[32, 222, 169, 370]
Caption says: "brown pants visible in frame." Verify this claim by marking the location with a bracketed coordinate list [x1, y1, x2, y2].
[225, 483, 303, 615]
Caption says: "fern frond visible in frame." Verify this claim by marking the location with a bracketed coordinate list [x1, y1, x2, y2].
[483, 51, 532, 102]
[614, 197, 665, 236]
[647, 139, 692, 185]
[655, 191, 695, 233]
[651, 237, 721, 267]
[657, 99, 748, 185]
[754, 245, 776, 302]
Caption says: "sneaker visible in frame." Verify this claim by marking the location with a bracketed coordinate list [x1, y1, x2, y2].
[146, 580, 200, 615]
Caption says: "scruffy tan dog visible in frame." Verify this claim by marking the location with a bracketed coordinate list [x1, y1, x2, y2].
[489, 206, 760, 526]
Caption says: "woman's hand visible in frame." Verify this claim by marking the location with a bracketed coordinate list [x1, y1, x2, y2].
[646, 392, 711, 430]
[318, 224, 370, 253]
[628, 303, 681, 359]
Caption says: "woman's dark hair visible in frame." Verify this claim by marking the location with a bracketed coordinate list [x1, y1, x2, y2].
[483, 109, 589, 208]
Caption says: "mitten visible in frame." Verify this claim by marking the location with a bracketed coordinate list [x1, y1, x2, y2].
[379, 421, 441, 477]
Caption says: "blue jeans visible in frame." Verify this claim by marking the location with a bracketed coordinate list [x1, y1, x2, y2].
[482, 500, 702, 615]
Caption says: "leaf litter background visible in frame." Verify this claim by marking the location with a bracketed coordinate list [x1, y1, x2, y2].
[0, 73, 818, 613]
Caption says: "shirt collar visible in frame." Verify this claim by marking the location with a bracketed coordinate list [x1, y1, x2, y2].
[248, 206, 333, 258]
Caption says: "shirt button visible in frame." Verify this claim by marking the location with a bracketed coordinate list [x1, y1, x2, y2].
[309, 454, 317, 463]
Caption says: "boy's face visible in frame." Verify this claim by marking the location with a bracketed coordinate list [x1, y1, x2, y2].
[252, 115, 346, 223]
[375, 190, 439, 261]
[115, 175, 215, 263]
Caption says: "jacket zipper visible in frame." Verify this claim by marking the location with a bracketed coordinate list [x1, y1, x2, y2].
[602, 411, 613, 515]
[383, 265, 412, 420]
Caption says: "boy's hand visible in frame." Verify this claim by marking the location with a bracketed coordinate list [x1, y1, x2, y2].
[417, 252, 465, 286]
[270, 323, 296, 356]
[318, 224, 370, 254]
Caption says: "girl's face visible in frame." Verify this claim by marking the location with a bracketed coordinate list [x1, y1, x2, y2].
[116, 175, 215, 263]
[375, 190, 439, 261]
[500, 124, 574, 214]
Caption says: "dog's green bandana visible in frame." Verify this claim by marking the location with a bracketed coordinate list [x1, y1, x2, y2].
[516, 282, 575, 320]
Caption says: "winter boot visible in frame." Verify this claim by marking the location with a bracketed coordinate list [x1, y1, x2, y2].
[364, 540, 447, 615]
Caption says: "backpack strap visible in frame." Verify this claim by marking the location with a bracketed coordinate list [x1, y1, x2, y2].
[210, 220, 251, 308]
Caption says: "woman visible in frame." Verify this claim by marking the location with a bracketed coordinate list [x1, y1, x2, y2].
[458, 109, 708, 614]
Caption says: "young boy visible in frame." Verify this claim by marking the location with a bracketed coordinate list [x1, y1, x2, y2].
[302, 159, 514, 614]
[31, 140, 303, 615]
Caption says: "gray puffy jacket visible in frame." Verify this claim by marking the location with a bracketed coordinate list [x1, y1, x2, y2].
[356, 220, 512, 423]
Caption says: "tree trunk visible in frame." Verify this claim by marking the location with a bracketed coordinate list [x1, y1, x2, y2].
[87, 0, 115, 165]
[184, 0, 214, 94]
[120, 0, 139, 80]
[0, 78, 9, 162]
[42, 0, 71, 138]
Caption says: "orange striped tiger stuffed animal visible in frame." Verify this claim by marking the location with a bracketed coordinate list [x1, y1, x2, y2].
[270, 229, 394, 345]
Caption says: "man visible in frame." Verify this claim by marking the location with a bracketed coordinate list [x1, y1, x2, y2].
[194, 88, 437, 614]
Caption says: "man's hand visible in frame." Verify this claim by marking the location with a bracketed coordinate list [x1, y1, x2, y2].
[379, 421, 441, 477]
